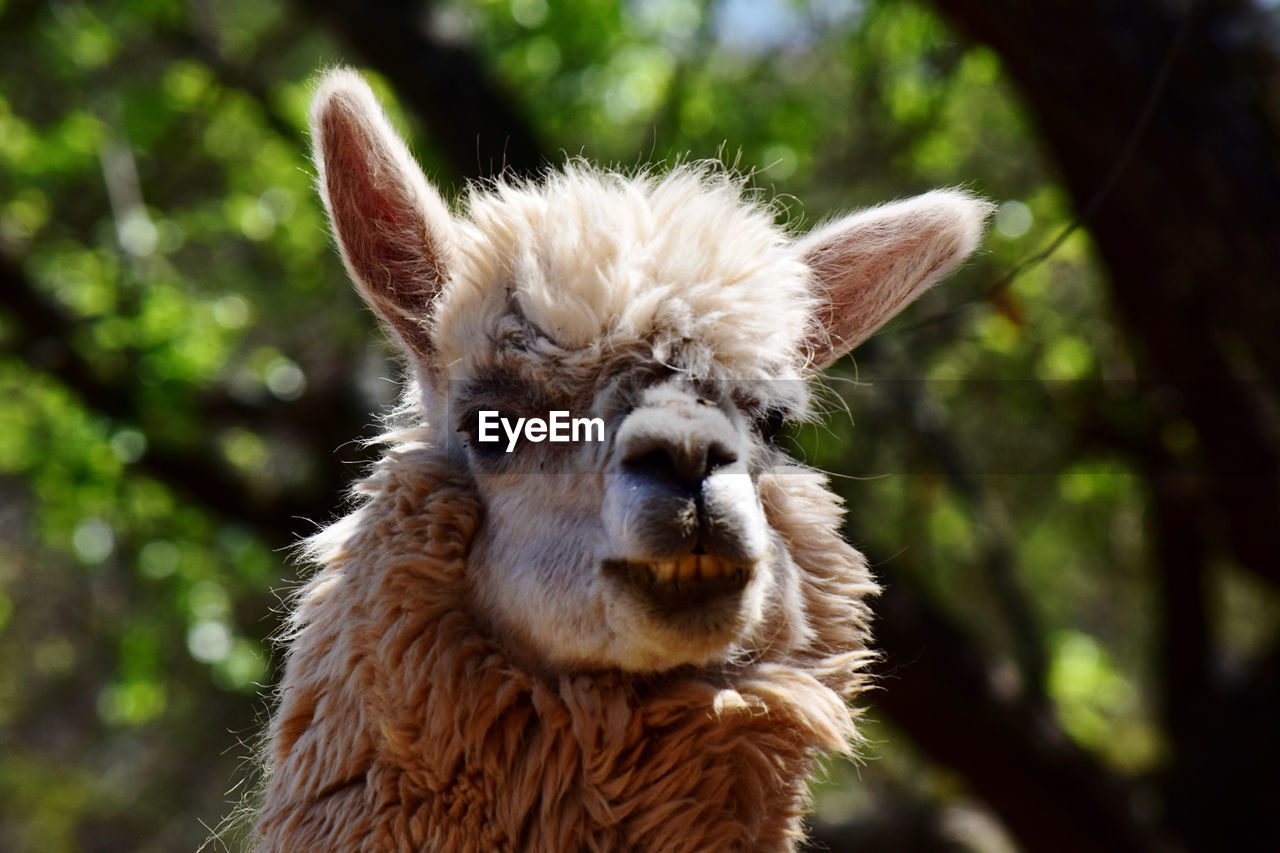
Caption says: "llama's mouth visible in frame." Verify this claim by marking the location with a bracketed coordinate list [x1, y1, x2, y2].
[601, 555, 753, 618]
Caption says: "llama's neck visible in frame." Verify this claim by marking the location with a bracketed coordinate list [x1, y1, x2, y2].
[258, 450, 871, 852]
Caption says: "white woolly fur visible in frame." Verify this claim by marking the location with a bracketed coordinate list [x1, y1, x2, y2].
[436, 164, 817, 384]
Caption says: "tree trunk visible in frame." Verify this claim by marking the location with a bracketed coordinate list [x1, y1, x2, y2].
[928, 1, 1280, 849]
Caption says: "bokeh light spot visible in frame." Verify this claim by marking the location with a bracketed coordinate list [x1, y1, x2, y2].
[265, 357, 306, 401]
[72, 517, 115, 564]
[995, 199, 1032, 238]
[109, 428, 147, 464]
[187, 620, 232, 664]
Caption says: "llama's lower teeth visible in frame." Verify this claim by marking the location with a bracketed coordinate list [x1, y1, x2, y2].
[696, 555, 729, 580]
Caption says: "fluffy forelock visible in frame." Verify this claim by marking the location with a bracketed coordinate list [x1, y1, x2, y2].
[432, 163, 817, 382]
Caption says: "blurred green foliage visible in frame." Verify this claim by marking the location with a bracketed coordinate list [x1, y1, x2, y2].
[2, 0, 1276, 850]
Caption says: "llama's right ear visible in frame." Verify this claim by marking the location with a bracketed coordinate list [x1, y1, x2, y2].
[310, 68, 452, 367]
[798, 190, 992, 371]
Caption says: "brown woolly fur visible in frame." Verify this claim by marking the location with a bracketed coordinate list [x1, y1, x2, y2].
[257, 445, 875, 852]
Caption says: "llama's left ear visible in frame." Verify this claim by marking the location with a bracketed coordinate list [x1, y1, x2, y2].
[799, 189, 992, 371]
[310, 68, 453, 369]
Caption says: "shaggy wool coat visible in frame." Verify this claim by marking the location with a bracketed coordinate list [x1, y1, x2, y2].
[256, 443, 875, 852]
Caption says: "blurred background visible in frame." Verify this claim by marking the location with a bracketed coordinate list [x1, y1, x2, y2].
[2, 0, 1279, 850]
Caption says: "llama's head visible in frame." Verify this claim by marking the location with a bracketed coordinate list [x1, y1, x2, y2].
[312, 69, 989, 674]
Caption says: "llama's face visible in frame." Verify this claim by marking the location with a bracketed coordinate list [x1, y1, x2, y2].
[310, 69, 990, 674]
[451, 352, 812, 672]
[429, 168, 823, 671]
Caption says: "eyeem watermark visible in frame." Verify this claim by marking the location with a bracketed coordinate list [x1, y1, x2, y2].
[477, 410, 605, 453]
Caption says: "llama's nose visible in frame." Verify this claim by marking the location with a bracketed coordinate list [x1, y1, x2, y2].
[620, 435, 739, 492]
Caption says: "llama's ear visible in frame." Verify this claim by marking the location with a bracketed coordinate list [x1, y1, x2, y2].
[310, 68, 452, 367]
[799, 190, 992, 371]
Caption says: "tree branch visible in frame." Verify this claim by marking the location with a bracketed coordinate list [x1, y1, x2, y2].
[927, 0, 1280, 594]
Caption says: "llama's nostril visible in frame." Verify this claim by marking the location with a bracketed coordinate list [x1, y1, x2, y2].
[622, 448, 675, 481]
[706, 444, 738, 471]
[621, 438, 737, 489]
[621, 443, 696, 488]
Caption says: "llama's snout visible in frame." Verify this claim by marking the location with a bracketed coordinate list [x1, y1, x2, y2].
[599, 384, 772, 637]
[616, 430, 745, 560]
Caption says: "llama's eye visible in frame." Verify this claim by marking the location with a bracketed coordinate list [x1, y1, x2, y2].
[459, 409, 511, 459]
[755, 407, 788, 445]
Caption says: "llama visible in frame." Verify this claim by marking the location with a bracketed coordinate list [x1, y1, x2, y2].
[255, 68, 989, 852]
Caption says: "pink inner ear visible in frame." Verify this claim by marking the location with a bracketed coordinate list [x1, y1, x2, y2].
[807, 230, 942, 357]
[317, 91, 445, 363]
[801, 191, 992, 371]
[803, 235, 926, 366]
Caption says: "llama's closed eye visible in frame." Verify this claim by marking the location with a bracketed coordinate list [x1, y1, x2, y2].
[459, 409, 515, 459]
[754, 406, 789, 446]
